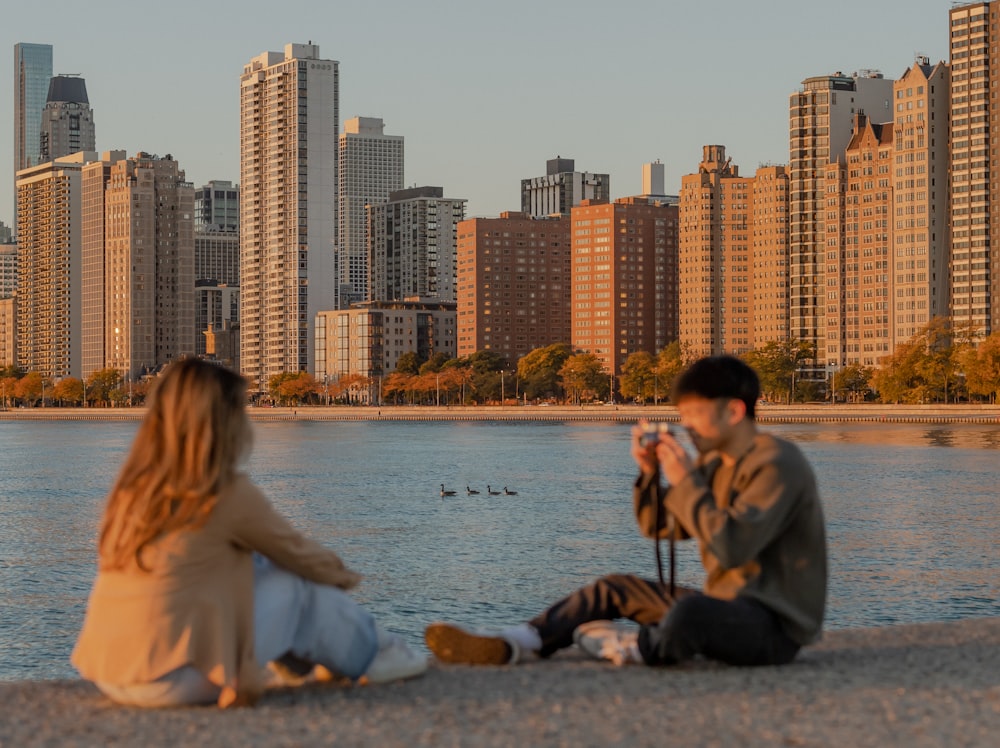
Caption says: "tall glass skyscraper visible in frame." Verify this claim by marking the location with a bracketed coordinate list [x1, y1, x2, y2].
[13, 42, 53, 233]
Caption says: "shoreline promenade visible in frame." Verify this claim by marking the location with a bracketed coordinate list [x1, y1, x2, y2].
[2, 616, 998, 746]
[2, 402, 999, 424]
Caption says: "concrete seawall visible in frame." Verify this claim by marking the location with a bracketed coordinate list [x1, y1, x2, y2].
[3, 616, 998, 747]
[2, 403, 1000, 424]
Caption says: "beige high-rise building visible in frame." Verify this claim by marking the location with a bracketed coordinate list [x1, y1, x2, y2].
[893, 57, 950, 345]
[789, 71, 894, 371]
[102, 153, 195, 380]
[240, 43, 339, 390]
[752, 165, 791, 346]
[80, 151, 125, 378]
[679, 147, 789, 359]
[14, 152, 97, 378]
[679, 146, 752, 358]
[456, 212, 572, 362]
[824, 115, 894, 368]
[571, 197, 679, 376]
[949, 3, 994, 335]
[339, 116, 404, 308]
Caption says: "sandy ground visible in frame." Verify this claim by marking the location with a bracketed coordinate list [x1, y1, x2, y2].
[2, 616, 998, 747]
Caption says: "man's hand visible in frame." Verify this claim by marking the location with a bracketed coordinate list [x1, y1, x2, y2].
[654, 432, 695, 487]
[630, 421, 660, 478]
[631, 420, 695, 485]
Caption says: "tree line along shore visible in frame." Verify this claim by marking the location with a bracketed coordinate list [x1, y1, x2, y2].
[1, 403, 999, 424]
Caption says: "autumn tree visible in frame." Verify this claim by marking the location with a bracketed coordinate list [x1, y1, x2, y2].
[958, 331, 1000, 403]
[832, 363, 874, 403]
[86, 368, 122, 406]
[53, 377, 85, 406]
[15, 372, 45, 406]
[559, 353, 607, 404]
[620, 351, 655, 403]
[381, 372, 415, 404]
[870, 319, 962, 404]
[743, 339, 815, 403]
[517, 343, 571, 401]
[395, 352, 422, 375]
[653, 341, 690, 404]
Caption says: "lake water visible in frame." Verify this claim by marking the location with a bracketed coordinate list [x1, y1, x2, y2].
[1, 419, 999, 681]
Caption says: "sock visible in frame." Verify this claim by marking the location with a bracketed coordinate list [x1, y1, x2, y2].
[501, 623, 542, 653]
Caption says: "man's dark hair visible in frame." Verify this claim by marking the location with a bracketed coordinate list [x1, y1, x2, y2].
[671, 355, 761, 420]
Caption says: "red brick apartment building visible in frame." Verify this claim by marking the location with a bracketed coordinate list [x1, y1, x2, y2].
[570, 198, 678, 376]
[456, 212, 572, 363]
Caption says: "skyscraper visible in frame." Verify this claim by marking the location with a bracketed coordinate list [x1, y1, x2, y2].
[38, 75, 95, 163]
[521, 157, 610, 218]
[789, 70, 893, 371]
[80, 150, 127, 379]
[15, 152, 95, 378]
[13, 42, 53, 234]
[338, 116, 403, 308]
[101, 153, 195, 380]
[679, 146, 752, 358]
[240, 43, 339, 389]
[949, 3, 993, 336]
[367, 186, 465, 303]
[893, 58, 949, 346]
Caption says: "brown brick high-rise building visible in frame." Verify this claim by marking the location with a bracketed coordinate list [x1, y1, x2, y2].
[570, 197, 678, 377]
[456, 212, 571, 363]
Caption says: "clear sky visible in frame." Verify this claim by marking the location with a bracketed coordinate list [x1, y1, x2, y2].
[1, 0, 954, 226]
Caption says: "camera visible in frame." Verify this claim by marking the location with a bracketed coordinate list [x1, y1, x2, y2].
[639, 422, 672, 447]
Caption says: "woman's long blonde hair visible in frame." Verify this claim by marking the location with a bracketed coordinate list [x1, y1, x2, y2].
[98, 358, 252, 570]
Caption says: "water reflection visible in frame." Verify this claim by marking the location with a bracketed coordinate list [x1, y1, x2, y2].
[0, 419, 998, 681]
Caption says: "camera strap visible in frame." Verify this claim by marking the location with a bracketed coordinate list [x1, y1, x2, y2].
[652, 469, 675, 598]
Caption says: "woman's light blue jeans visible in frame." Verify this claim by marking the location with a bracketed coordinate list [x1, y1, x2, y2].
[96, 555, 379, 707]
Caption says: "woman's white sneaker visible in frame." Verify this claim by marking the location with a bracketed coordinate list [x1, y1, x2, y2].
[363, 634, 428, 684]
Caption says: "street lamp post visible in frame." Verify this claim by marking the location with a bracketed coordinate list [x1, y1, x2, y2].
[436, 373, 440, 407]
[500, 370, 505, 406]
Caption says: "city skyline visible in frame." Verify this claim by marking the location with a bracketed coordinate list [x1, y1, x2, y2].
[1, 0, 951, 228]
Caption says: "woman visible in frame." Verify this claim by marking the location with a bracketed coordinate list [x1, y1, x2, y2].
[72, 358, 425, 707]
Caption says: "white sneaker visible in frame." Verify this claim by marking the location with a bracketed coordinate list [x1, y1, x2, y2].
[573, 620, 642, 666]
[363, 634, 428, 684]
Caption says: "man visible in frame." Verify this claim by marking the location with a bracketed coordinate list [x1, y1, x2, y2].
[425, 355, 827, 668]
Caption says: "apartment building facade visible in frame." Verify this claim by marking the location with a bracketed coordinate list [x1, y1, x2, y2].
[314, 300, 456, 383]
[338, 116, 403, 308]
[100, 154, 194, 380]
[456, 212, 572, 362]
[521, 157, 610, 218]
[893, 58, 950, 345]
[14, 153, 91, 377]
[240, 43, 339, 388]
[789, 70, 894, 370]
[949, 3, 994, 335]
[571, 197, 679, 376]
[367, 186, 465, 303]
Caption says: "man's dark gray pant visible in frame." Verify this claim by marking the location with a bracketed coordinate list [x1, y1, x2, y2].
[528, 573, 800, 666]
